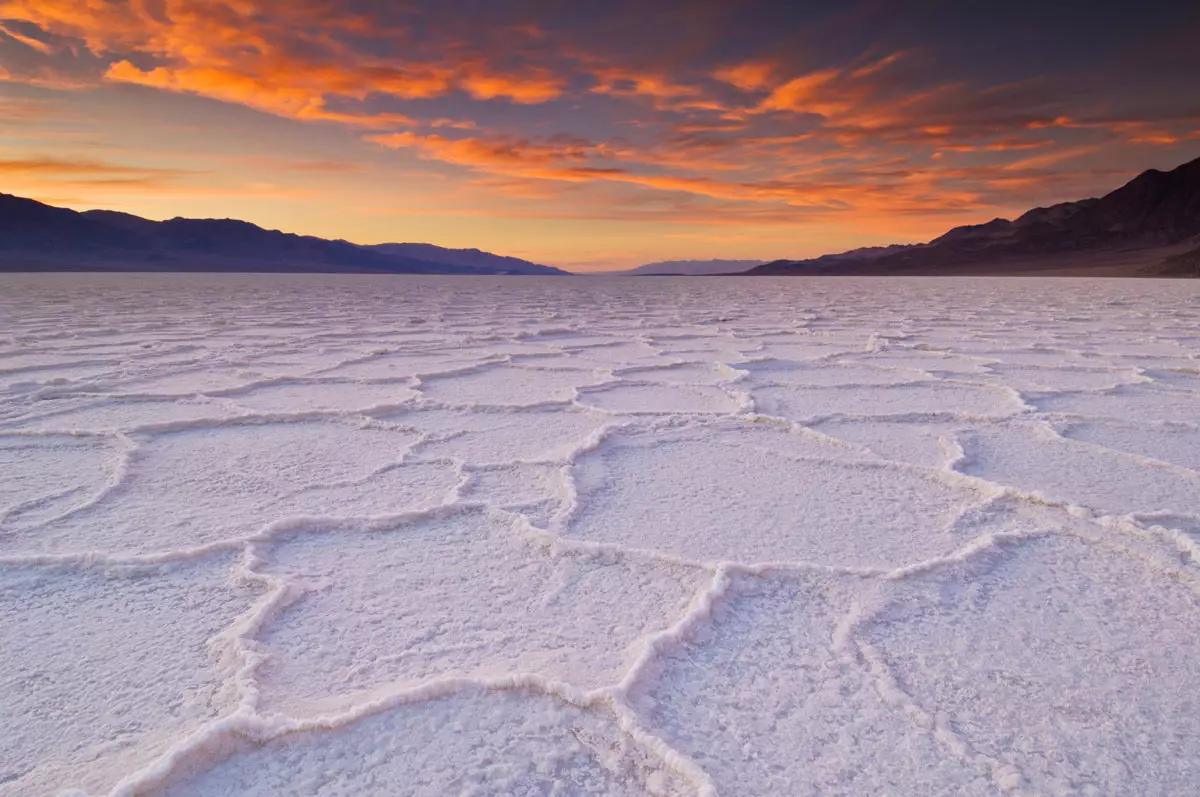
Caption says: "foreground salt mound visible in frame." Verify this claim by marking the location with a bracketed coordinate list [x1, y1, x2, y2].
[653, 334, 758, 360]
[1058, 418, 1200, 471]
[1032, 382, 1200, 424]
[158, 689, 692, 796]
[110, 366, 292, 396]
[0, 358, 129, 391]
[978, 363, 1145, 392]
[842, 349, 991, 375]
[561, 340, 669, 367]
[1, 397, 243, 433]
[459, 462, 565, 509]
[634, 573, 997, 796]
[566, 421, 992, 567]
[0, 434, 116, 527]
[970, 346, 1100, 368]
[809, 418, 967, 469]
[577, 382, 743, 414]
[612, 362, 742, 384]
[417, 363, 607, 406]
[862, 531, 1200, 794]
[750, 338, 853, 361]
[253, 509, 706, 717]
[957, 421, 1200, 518]
[395, 406, 607, 464]
[316, 350, 485, 379]
[739, 359, 928, 387]
[752, 381, 1026, 421]
[1141, 366, 1200, 390]
[0, 555, 254, 797]
[221, 380, 418, 413]
[3, 421, 454, 555]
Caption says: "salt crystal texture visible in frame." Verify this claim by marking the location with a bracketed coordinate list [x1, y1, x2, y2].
[1, 273, 1198, 796]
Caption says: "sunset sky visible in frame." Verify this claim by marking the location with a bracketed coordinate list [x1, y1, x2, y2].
[1, 1, 1198, 271]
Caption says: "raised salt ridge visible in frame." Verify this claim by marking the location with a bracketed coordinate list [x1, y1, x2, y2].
[1, 273, 1198, 796]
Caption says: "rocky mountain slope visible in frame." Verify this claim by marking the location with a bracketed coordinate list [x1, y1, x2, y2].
[749, 155, 1200, 277]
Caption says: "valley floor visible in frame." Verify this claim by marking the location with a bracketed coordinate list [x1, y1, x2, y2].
[2, 274, 1198, 796]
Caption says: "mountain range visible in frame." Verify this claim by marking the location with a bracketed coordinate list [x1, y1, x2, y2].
[3, 153, 1198, 278]
[0, 195, 566, 275]
[748, 155, 1200, 277]
[613, 259, 767, 276]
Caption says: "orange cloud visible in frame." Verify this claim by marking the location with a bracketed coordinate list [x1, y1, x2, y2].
[717, 52, 1071, 154]
[1023, 114, 1200, 146]
[718, 52, 917, 121]
[0, 153, 204, 196]
[714, 61, 775, 91]
[587, 66, 728, 113]
[369, 131, 606, 170]
[104, 59, 423, 127]
[757, 69, 848, 116]
[0, 20, 54, 54]
[0, 155, 192, 179]
[0, 0, 570, 125]
[366, 128, 993, 221]
[459, 65, 565, 104]
[936, 139, 1054, 154]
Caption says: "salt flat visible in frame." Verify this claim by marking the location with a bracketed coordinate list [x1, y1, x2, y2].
[1, 273, 1198, 796]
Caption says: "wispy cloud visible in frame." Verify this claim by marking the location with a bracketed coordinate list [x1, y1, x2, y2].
[0, 0, 1196, 261]
[0, 155, 194, 179]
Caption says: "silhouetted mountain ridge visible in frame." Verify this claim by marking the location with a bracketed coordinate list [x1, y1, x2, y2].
[749, 155, 1200, 277]
[0, 195, 567, 275]
[365, 242, 561, 275]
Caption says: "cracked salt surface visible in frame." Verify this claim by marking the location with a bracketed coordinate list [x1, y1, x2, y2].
[1, 273, 1199, 796]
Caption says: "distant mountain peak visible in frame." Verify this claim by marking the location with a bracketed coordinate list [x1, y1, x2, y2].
[366, 242, 563, 275]
[0, 195, 569, 275]
[616, 258, 768, 276]
[748, 154, 1200, 278]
